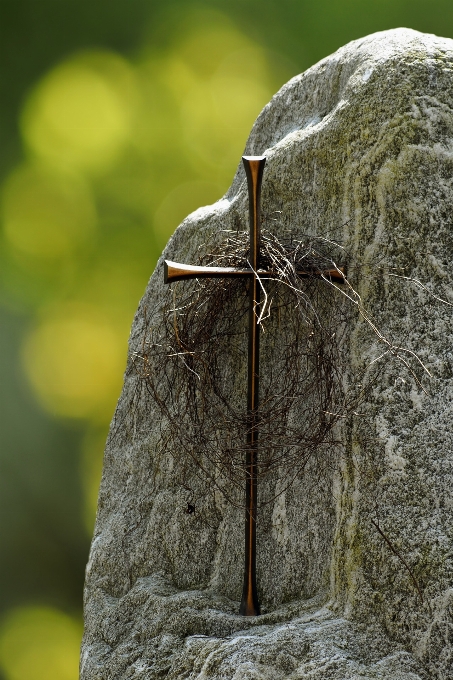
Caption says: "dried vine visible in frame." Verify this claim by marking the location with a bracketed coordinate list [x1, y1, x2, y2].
[131, 224, 429, 509]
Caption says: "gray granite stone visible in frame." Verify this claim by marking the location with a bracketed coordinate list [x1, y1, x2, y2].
[82, 28, 453, 679]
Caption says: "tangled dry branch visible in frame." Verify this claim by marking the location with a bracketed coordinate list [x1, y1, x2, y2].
[131, 225, 431, 509]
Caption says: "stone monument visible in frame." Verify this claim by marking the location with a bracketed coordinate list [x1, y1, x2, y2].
[81, 28, 453, 679]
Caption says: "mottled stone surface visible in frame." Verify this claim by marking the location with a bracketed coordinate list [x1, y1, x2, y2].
[82, 28, 453, 679]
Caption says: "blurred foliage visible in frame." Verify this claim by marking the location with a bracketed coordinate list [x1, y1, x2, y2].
[1, 1, 453, 678]
[0, 607, 81, 680]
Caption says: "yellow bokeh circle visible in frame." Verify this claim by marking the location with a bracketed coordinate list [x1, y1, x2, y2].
[0, 606, 81, 680]
[180, 41, 274, 169]
[211, 47, 272, 132]
[175, 21, 253, 78]
[2, 163, 96, 259]
[21, 51, 137, 173]
[22, 305, 125, 420]
[154, 180, 223, 246]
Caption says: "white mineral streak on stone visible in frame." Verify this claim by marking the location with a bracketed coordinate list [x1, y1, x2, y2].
[82, 28, 453, 678]
[271, 483, 289, 548]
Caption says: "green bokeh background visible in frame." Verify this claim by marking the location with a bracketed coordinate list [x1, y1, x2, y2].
[0, 2, 452, 677]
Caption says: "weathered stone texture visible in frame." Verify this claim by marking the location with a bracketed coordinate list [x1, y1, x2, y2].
[82, 28, 453, 679]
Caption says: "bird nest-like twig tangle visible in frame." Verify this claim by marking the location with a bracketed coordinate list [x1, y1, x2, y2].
[132, 225, 429, 509]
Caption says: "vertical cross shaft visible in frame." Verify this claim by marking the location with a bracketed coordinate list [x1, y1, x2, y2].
[163, 156, 344, 616]
[241, 156, 266, 616]
[164, 156, 266, 616]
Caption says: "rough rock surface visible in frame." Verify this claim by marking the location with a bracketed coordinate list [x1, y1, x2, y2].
[82, 29, 453, 679]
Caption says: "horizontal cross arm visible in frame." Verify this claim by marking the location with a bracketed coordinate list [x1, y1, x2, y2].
[164, 260, 347, 284]
[164, 261, 253, 283]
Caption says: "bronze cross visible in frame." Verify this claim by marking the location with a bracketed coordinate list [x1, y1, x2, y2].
[164, 156, 345, 616]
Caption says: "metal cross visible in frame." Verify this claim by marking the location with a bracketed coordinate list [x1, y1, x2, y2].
[164, 156, 345, 616]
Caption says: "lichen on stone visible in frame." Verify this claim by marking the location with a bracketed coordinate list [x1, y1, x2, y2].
[82, 28, 453, 679]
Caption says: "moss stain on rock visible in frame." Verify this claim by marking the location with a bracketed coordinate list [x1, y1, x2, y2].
[82, 28, 453, 679]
